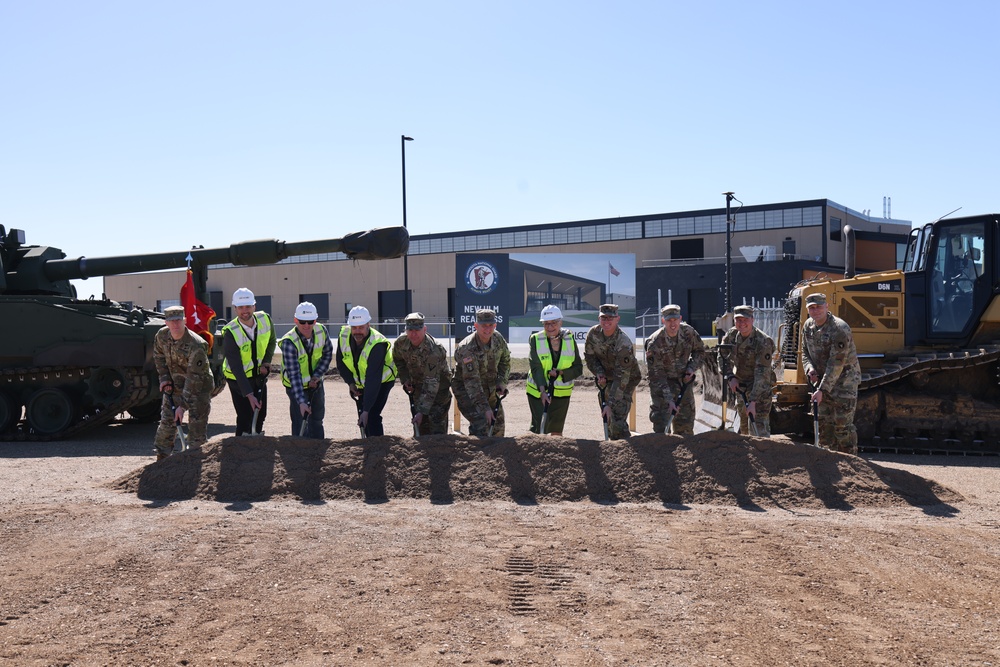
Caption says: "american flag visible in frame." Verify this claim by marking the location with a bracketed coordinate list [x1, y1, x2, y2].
[609, 262, 621, 277]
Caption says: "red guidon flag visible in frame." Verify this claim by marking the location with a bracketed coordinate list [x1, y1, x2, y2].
[180, 269, 216, 352]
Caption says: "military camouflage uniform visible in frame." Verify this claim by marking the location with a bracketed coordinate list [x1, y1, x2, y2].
[801, 313, 861, 454]
[153, 327, 214, 457]
[584, 326, 640, 439]
[393, 332, 452, 435]
[453, 331, 511, 436]
[721, 326, 776, 437]
[645, 323, 706, 435]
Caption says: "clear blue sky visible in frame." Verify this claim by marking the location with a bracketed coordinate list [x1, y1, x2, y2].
[3, 2, 997, 298]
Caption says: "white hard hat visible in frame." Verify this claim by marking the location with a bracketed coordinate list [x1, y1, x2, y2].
[348, 305, 372, 326]
[295, 302, 318, 320]
[540, 305, 563, 322]
[232, 287, 256, 307]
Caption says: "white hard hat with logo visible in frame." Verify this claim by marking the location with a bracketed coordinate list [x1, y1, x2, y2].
[540, 305, 563, 322]
[232, 287, 256, 307]
[348, 305, 372, 326]
[295, 302, 318, 320]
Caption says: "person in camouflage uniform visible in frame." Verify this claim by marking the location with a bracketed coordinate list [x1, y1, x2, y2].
[153, 306, 214, 460]
[584, 304, 641, 440]
[453, 309, 510, 437]
[721, 305, 776, 437]
[393, 312, 452, 436]
[644, 304, 706, 435]
[801, 292, 861, 454]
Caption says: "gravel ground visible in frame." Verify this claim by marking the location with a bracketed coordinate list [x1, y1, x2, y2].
[2, 379, 999, 666]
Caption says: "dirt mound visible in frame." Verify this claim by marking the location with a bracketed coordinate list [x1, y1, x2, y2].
[110, 430, 960, 508]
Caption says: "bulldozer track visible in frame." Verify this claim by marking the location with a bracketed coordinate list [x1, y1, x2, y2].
[859, 341, 1000, 390]
[0, 365, 149, 442]
[858, 340, 1000, 455]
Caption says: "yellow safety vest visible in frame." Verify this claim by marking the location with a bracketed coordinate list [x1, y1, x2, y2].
[279, 323, 328, 388]
[525, 331, 577, 398]
[338, 326, 397, 387]
[222, 312, 273, 380]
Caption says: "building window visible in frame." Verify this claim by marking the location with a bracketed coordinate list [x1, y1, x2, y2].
[803, 206, 822, 226]
[746, 211, 765, 230]
[783, 208, 803, 227]
[671, 238, 704, 260]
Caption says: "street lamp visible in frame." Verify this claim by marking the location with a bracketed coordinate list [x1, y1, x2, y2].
[723, 191, 735, 315]
[401, 135, 414, 314]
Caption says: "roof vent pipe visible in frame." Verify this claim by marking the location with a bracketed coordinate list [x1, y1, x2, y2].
[844, 225, 856, 278]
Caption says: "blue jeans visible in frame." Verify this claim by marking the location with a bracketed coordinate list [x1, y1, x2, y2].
[287, 382, 326, 438]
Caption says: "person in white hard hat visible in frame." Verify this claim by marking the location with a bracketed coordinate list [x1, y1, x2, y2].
[278, 302, 333, 438]
[221, 287, 276, 435]
[336, 305, 397, 437]
[526, 305, 583, 436]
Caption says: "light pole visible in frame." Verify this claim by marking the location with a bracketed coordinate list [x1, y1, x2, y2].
[401, 135, 414, 314]
[723, 191, 735, 315]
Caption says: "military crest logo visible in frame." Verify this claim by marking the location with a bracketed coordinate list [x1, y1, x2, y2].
[465, 261, 498, 295]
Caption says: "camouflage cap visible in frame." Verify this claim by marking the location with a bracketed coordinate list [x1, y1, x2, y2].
[164, 306, 185, 321]
[476, 309, 497, 324]
[599, 304, 619, 317]
[805, 293, 828, 306]
[405, 312, 426, 330]
[733, 305, 754, 319]
[660, 304, 681, 320]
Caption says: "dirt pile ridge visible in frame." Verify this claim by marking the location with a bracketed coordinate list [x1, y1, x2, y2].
[111, 430, 960, 508]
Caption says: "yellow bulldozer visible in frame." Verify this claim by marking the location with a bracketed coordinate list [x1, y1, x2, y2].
[702, 212, 1000, 454]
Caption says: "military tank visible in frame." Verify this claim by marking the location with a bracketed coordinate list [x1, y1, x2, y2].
[0, 225, 409, 441]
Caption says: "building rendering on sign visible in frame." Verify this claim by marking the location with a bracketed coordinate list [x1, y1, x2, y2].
[103, 198, 911, 336]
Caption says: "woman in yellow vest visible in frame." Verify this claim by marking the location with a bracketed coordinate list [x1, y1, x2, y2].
[526, 305, 584, 436]
[335, 305, 397, 437]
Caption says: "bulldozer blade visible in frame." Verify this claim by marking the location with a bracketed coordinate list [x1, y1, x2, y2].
[699, 353, 737, 432]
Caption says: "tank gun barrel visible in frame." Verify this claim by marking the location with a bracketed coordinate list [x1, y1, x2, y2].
[41, 226, 409, 282]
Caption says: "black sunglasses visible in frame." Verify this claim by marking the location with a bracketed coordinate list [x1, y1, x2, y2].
[298, 320, 316, 325]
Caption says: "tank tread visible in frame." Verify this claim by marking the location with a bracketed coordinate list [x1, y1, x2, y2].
[0, 365, 148, 442]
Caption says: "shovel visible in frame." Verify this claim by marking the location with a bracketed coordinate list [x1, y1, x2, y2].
[735, 386, 759, 437]
[808, 380, 820, 448]
[249, 377, 266, 437]
[298, 387, 313, 437]
[597, 383, 610, 441]
[352, 390, 367, 439]
[487, 388, 509, 437]
[663, 375, 695, 434]
[403, 385, 420, 439]
[539, 377, 555, 434]
[165, 389, 188, 452]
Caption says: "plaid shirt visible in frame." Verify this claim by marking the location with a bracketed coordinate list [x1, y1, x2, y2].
[281, 330, 333, 406]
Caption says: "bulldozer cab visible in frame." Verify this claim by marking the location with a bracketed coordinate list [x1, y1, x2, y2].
[904, 217, 992, 341]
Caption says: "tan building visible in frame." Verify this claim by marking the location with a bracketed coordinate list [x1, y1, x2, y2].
[104, 198, 910, 335]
